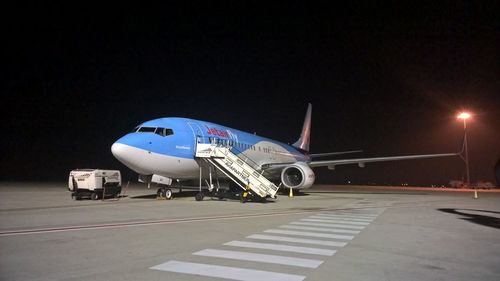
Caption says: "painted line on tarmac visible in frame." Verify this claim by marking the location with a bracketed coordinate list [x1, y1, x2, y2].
[308, 216, 371, 225]
[150, 208, 381, 279]
[336, 211, 379, 216]
[0, 208, 357, 237]
[247, 234, 347, 247]
[290, 221, 364, 232]
[194, 249, 324, 268]
[280, 224, 361, 234]
[315, 214, 375, 221]
[150, 260, 306, 281]
[224, 240, 336, 256]
[264, 229, 354, 240]
[300, 219, 366, 229]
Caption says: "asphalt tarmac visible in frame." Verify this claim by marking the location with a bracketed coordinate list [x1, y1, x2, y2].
[1, 183, 499, 281]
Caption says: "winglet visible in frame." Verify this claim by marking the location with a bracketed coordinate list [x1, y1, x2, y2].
[293, 103, 312, 152]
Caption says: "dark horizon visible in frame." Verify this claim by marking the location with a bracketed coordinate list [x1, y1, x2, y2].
[2, 2, 499, 185]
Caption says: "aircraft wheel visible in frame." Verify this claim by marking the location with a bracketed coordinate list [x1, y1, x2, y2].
[195, 192, 204, 201]
[165, 189, 173, 200]
[91, 192, 99, 200]
[157, 188, 164, 198]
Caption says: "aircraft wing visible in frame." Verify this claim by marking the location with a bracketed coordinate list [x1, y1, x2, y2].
[309, 153, 458, 169]
[309, 150, 362, 158]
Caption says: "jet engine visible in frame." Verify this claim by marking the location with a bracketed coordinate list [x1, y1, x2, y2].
[281, 162, 315, 189]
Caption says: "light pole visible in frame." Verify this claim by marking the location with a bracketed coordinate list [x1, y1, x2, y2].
[457, 112, 471, 186]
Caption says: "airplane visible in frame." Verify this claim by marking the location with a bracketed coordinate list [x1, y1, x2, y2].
[111, 104, 457, 201]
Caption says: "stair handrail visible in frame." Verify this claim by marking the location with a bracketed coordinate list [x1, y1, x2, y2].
[195, 135, 263, 171]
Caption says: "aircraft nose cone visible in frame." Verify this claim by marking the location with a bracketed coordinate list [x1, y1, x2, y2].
[111, 141, 150, 174]
[111, 142, 123, 161]
[111, 142, 135, 164]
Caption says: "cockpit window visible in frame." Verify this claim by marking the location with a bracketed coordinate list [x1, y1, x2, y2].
[130, 126, 139, 133]
[137, 127, 156, 133]
[154, 128, 174, 137]
[133, 126, 174, 137]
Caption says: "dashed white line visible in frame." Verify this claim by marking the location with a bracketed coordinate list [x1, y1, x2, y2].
[264, 229, 354, 240]
[150, 209, 383, 280]
[280, 225, 360, 234]
[224, 240, 336, 256]
[290, 221, 364, 231]
[315, 214, 375, 221]
[247, 234, 347, 247]
[335, 212, 379, 217]
[193, 249, 324, 268]
[150, 260, 306, 281]
[308, 217, 370, 225]
[300, 219, 365, 229]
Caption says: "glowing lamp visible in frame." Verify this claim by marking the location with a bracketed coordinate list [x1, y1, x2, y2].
[457, 112, 471, 120]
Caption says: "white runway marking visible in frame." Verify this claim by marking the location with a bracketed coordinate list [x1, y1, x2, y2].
[151, 260, 306, 281]
[323, 211, 378, 215]
[300, 219, 365, 229]
[149, 209, 384, 280]
[264, 229, 354, 240]
[316, 214, 375, 221]
[193, 249, 324, 268]
[308, 217, 370, 225]
[247, 234, 347, 247]
[224, 240, 336, 256]
[280, 225, 360, 234]
[290, 222, 364, 232]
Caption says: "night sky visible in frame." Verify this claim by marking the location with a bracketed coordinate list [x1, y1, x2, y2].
[3, 2, 499, 185]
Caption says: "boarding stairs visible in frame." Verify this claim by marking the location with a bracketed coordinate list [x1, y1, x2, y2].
[195, 143, 279, 198]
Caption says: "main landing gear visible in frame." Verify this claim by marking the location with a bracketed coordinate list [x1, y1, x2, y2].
[157, 187, 173, 200]
[195, 192, 204, 201]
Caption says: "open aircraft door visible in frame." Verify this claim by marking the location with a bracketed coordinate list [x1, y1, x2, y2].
[188, 122, 205, 156]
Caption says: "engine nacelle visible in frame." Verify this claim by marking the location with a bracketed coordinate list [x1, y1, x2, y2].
[281, 162, 315, 189]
